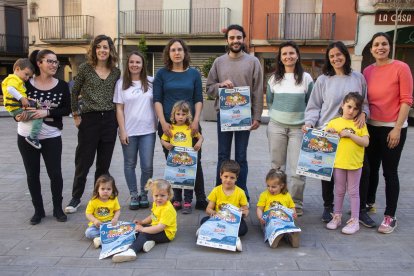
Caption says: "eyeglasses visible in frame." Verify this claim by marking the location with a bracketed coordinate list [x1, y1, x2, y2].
[43, 59, 60, 66]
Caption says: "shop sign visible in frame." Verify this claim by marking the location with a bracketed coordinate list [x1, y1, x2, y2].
[375, 11, 414, 25]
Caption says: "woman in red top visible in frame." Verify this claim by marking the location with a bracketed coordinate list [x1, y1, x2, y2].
[363, 32, 413, 234]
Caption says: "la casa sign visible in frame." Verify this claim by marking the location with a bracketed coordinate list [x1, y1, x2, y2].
[375, 11, 414, 25]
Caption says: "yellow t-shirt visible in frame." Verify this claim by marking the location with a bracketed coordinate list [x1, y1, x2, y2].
[208, 185, 248, 212]
[161, 124, 199, 148]
[151, 201, 177, 240]
[326, 117, 369, 170]
[257, 190, 295, 212]
[1, 74, 26, 112]
[85, 197, 121, 227]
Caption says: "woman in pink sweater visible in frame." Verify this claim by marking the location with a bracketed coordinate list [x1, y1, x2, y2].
[363, 32, 413, 234]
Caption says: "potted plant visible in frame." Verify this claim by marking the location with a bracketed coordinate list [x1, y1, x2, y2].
[201, 56, 218, 121]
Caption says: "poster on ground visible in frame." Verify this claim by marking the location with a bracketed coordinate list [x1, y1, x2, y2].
[164, 146, 197, 189]
[263, 204, 301, 246]
[196, 203, 241, 251]
[219, 86, 252, 131]
[99, 221, 136, 260]
[296, 128, 339, 181]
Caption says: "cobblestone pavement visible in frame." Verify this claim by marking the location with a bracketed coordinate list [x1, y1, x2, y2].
[0, 117, 413, 275]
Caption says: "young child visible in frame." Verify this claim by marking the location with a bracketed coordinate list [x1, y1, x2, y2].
[112, 179, 177, 263]
[256, 169, 299, 248]
[325, 92, 369, 234]
[85, 174, 121, 248]
[199, 160, 248, 251]
[1, 58, 42, 149]
[161, 100, 204, 214]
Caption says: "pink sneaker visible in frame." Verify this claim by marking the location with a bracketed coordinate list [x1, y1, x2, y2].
[342, 217, 360, 234]
[378, 216, 397, 234]
[326, 214, 342, 230]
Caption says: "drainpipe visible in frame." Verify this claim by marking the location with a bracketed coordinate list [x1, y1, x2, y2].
[117, 0, 121, 69]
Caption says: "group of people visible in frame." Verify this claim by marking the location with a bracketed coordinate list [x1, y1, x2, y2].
[2, 23, 412, 260]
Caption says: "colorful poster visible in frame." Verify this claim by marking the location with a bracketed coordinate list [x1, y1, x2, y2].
[99, 221, 136, 260]
[164, 146, 198, 189]
[263, 204, 301, 247]
[296, 128, 339, 181]
[196, 203, 241, 251]
[219, 86, 252, 131]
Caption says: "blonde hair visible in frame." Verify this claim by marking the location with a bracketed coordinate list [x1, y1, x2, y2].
[145, 179, 173, 200]
[170, 100, 193, 125]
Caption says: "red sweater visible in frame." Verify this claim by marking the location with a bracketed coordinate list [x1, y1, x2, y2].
[363, 60, 413, 122]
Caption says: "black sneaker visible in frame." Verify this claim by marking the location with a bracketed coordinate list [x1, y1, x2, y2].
[25, 136, 41, 149]
[359, 210, 376, 228]
[139, 194, 150, 208]
[65, 198, 81, 214]
[195, 199, 208, 210]
[322, 206, 333, 223]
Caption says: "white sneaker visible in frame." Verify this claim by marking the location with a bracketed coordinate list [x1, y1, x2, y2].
[195, 227, 200, 237]
[236, 237, 242, 252]
[112, 249, 137, 263]
[143, 240, 155, 253]
[326, 214, 342, 230]
[93, 237, 101, 249]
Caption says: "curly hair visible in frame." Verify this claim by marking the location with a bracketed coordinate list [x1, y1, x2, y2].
[87, 35, 118, 69]
[170, 100, 193, 125]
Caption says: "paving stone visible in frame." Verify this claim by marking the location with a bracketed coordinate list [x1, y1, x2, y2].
[0, 265, 36, 276]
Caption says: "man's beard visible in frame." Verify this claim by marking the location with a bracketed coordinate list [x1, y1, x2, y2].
[229, 43, 244, 53]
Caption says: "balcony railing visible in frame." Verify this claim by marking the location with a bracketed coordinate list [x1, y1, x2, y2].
[120, 8, 230, 36]
[38, 15, 94, 43]
[266, 13, 335, 41]
[0, 34, 29, 54]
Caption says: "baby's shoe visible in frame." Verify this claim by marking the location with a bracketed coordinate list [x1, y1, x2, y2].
[112, 248, 137, 263]
[25, 136, 41, 149]
[143, 240, 155, 252]
[93, 237, 101, 248]
[236, 237, 242, 252]
[326, 214, 342, 230]
[342, 217, 360, 234]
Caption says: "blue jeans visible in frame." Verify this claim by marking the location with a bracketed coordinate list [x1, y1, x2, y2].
[215, 113, 251, 200]
[121, 133, 156, 196]
[85, 225, 100, 239]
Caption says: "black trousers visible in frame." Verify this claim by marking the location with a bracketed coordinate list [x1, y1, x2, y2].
[200, 216, 248, 237]
[157, 122, 206, 203]
[71, 111, 118, 199]
[366, 125, 407, 217]
[130, 230, 170, 253]
[321, 153, 370, 210]
[17, 135, 63, 209]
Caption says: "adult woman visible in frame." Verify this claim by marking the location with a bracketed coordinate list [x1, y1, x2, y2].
[153, 38, 207, 214]
[303, 41, 374, 227]
[114, 51, 155, 210]
[65, 35, 120, 213]
[267, 41, 313, 216]
[18, 49, 70, 224]
[363, 32, 413, 234]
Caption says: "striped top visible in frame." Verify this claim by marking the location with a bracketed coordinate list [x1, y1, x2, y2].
[266, 72, 313, 127]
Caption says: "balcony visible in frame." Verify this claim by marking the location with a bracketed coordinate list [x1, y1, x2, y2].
[38, 15, 94, 44]
[120, 8, 230, 37]
[373, 0, 414, 11]
[266, 13, 335, 41]
[0, 34, 29, 55]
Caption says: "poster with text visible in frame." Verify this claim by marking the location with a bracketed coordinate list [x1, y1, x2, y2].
[296, 128, 339, 181]
[219, 86, 252, 131]
[263, 204, 301, 247]
[99, 221, 136, 260]
[164, 146, 197, 189]
[196, 203, 241, 251]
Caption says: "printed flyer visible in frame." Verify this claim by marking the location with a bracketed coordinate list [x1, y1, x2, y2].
[196, 203, 241, 251]
[219, 86, 252, 131]
[296, 128, 339, 181]
[263, 204, 301, 247]
[164, 146, 197, 189]
[99, 221, 136, 260]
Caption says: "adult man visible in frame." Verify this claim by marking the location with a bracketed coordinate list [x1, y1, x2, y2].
[206, 24, 263, 201]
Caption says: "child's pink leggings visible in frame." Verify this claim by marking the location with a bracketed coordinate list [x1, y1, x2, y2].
[333, 168, 362, 219]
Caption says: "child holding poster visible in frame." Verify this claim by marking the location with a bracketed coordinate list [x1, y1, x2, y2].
[112, 179, 177, 263]
[325, 92, 369, 234]
[198, 160, 249, 251]
[85, 175, 121, 248]
[161, 100, 204, 214]
[256, 169, 299, 248]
